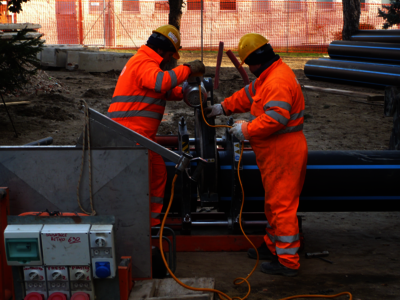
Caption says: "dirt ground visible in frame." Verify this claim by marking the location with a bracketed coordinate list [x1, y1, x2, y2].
[0, 52, 392, 150]
[1, 52, 399, 300]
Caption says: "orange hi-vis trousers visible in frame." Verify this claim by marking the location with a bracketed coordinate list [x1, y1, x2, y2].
[149, 150, 167, 227]
[251, 131, 307, 270]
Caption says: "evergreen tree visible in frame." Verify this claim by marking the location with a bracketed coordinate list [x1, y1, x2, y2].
[0, 29, 44, 136]
[4, 0, 30, 14]
[378, 0, 400, 29]
[0, 29, 44, 95]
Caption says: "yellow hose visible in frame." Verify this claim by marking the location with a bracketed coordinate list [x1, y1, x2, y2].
[158, 83, 352, 300]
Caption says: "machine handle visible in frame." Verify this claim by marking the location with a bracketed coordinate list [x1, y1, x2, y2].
[186, 157, 208, 182]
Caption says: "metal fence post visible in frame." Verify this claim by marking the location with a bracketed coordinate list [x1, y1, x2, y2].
[201, 0, 204, 61]
[103, 0, 106, 47]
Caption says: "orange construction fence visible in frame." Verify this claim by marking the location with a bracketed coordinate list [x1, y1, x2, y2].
[3, 0, 400, 53]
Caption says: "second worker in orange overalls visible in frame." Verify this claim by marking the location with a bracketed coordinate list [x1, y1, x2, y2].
[206, 34, 308, 276]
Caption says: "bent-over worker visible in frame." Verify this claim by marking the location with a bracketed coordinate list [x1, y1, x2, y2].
[205, 34, 307, 276]
[107, 25, 205, 226]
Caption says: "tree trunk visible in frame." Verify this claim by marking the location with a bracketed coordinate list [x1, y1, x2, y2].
[342, 0, 361, 40]
[165, 0, 184, 69]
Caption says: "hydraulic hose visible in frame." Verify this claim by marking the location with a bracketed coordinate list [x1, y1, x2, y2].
[226, 50, 250, 85]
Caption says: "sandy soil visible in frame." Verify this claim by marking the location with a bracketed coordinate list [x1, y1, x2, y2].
[1, 52, 399, 300]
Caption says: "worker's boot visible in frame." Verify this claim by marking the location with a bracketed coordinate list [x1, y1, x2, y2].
[247, 241, 277, 260]
[260, 259, 298, 277]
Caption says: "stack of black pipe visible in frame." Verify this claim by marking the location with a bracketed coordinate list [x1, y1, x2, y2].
[304, 30, 400, 87]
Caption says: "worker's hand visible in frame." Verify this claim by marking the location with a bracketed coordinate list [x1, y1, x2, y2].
[229, 123, 246, 142]
[204, 104, 225, 118]
[184, 60, 206, 76]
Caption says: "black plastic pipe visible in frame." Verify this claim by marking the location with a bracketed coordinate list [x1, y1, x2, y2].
[304, 58, 400, 87]
[24, 136, 53, 146]
[351, 30, 400, 43]
[164, 150, 400, 212]
[328, 41, 400, 64]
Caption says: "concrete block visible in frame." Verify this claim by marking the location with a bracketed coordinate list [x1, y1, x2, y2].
[78, 52, 134, 73]
[38, 45, 99, 68]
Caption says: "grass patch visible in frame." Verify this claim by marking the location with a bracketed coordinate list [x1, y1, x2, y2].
[277, 52, 325, 58]
[100, 48, 137, 54]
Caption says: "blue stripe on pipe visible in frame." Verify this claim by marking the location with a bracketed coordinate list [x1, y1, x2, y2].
[220, 165, 400, 170]
[220, 165, 259, 170]
[327, 54, 400, 63]
[304, 75, 388, 87]
[220, 196, 400, 201]
[301, 196, 400, 200]
[307, 165, 400, 169]
[319, 57, 400, 67]
[330, 44, 400, 51]
[307, 65, 400, 77]
[351, 35, 400, 38]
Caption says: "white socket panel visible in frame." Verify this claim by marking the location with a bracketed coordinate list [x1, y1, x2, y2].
[89, 225, 116, 279]
[41, 224, 91, 266]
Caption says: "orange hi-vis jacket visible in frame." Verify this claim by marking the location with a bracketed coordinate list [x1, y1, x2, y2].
[107, 45, 191, 227]
[222, 58, 308, 270]
[107, 45, 191, 141]
[221, 58, 304, 141]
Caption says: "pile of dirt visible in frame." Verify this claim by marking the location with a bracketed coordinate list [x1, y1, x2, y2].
[3, 69, 69, 98]
[82, 88, 114, 99]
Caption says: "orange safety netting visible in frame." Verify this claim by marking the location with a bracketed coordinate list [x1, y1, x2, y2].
[3, 0, 400, 53]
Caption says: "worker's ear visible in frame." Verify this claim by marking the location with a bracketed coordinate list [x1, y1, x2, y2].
[156, 48, 167, 58]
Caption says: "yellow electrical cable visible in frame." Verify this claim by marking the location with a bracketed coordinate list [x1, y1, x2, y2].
[158, 86, 258, 300]
[159, 83, 352, 300]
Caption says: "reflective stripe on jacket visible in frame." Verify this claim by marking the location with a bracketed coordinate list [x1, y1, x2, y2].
[221, 58, 305, 140]
[107, 45, 191, 140]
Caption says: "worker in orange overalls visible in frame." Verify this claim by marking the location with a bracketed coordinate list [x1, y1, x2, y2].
[206, 34, 307, 276]
[107, 25, 205, 227]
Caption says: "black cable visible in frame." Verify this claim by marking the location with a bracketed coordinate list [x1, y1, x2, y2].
[1, 93, 19, 137]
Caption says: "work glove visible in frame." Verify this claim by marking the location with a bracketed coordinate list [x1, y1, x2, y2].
[184, 60, 206, 76]
[229, 123, 246, 142]
[204, 104, 225, 118]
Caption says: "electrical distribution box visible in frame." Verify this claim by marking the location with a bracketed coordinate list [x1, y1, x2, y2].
[4, 223, 116, 300]
[4, 225, 43, 266]
[89, 225, 116, 279]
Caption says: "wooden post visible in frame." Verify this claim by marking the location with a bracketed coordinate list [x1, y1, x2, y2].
[342, 0, 361, 40]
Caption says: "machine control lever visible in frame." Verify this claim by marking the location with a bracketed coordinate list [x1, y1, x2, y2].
[175, 152, 193, 174]
[175, 153, 208, 182]
[186, 157, 208, 182]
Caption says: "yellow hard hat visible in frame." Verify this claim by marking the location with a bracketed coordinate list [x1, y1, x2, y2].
[153, 25, 181, 59]
[238, 33, 269, 65]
